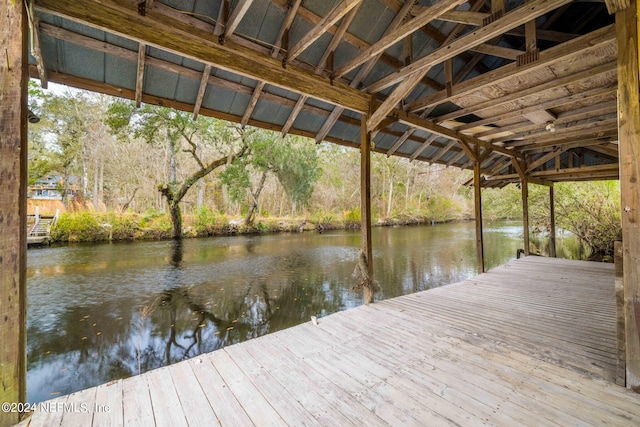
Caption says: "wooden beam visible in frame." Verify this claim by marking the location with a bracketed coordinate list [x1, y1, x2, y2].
[213, 0, 228, 36]
[241, 81, 265, 127]
[313, 0, 416, 143]
[492, 0, 506, 14]
[394, 109, 523, 159]
[36, 0, 371, 114]
[430, 140, 458, 164]
[436, 61, 617, 122]
[434, 10, 489, 26]
[447, 149, 468, 166]
[407, 24, 616, 112]
[0, 1, 28, 425]
[506, 27, 579, 43]
[26, 0, 48, 88]
[606, 0, 631, 14]
[367, 67, 431, 132]
[135, 42, 146, 108]
[287, 0, 362, 62]
[458, 85, 617, 134]
[271, 0, 301, 58]
[224, 0, 254, 38]
[193, 64, 212, 120]
[360, 111, 374, 304]
[315, 106, 344, 143]
[526, 147, 567, 172]
[469, 43, 524, 60]
[522, 109, 557, 125]
[487, 163, 620, 181]
[365, 0, 574, 94]
[387, 128, 415, 157]
[410, 135, 438, 161]
[616, 0, 640, 390]
[334, 0, 468, 78]
[282, 95, 307, 137]
[315, 4, 360, 72]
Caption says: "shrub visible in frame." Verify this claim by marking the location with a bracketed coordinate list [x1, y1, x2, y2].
[51, 212, 107, 242]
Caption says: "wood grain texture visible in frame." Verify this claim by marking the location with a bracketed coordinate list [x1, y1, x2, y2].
[616, 0, 640, 389]
[0, 2, 28, 426]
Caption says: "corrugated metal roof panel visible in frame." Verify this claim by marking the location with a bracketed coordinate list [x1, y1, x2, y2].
[105, 55, 135, 90]
[144, 64, 180, 100]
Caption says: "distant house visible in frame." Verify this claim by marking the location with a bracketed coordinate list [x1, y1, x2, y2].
[28, 175, 80, 200]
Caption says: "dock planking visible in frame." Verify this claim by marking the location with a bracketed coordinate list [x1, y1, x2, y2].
[17, 257, 640, 426]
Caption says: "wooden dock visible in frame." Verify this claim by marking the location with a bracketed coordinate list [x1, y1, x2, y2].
[18, 257, 640, 426]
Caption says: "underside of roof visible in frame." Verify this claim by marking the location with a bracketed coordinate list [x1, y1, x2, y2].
[29, 0, 620, 187]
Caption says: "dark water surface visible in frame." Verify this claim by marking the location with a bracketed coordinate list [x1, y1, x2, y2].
[26, 221, 582, 402]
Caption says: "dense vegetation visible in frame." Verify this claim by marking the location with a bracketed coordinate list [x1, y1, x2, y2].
[29, 82, 621, 259]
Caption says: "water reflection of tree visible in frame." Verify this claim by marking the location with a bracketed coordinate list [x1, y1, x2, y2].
[27, 239, 351, 402]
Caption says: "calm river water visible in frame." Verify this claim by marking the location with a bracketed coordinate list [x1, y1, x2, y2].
[26, 221, 583, 402]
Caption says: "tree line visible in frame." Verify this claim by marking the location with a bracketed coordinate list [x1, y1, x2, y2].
[27, 82, 620, 258]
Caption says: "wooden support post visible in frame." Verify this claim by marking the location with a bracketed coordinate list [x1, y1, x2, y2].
[522, 176, 530, 256]
[549, 184, 556, 258]
[474, 158, 485, 273]
[360, 112, 374, 304]
[512, 158, 530, 256]
[0, 2, 28, 426]
[616, 0, 640, 390]
[615, 241, 627, 387]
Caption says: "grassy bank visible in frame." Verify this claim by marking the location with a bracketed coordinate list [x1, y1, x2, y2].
[49, 209, 455, 243]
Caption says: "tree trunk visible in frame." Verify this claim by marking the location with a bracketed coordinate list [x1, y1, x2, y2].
[386, 176, 393, 218]
[82, 144, 89, 198]
[99, 160, 104, 209]
[93, 156, 99, 208]
[197, 178, 204, 209]
[245, 170, 268, 225]
[170, 202, 182, 239]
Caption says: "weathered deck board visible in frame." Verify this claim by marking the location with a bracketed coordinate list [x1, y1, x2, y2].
[18, 257, 640, 426]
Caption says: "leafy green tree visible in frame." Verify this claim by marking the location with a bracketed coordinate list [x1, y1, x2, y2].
[484, 181, 621, 259]
[106, 101, 248, 238]
[221, 131, 319, 225]
[554, 181, 621, 258]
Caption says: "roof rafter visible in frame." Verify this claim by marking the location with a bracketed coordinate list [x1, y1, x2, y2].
[314, 0, 417, 144]
[135, 43, 146, 108]
[407, 23, 616, 113]
[282, 0, 362, 138]
[315, 4, 361, 72]
[224, 0, 254, 39]
[193, 65, 212, 120]
[437, 61, 617, 123]
[366, 0, 575, 94]
[458, 85, 617, 134]
[287, 0, 362, 62]
[271, 0, 301, 58]
[35, 0, 372, 114]
[393, 109, 523, 159]
[410, 135, 438, 161]
[334, 0, 468, 78]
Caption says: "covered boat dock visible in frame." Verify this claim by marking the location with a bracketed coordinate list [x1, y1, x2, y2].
[2, 1, 640, 425]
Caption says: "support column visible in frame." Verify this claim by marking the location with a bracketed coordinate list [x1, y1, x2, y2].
[616, 0, 640, 390]
[549, 184, 556, 258]
[0, 1, 28, 426]
[522, 176, 530, 256]
[360, 113, 374, 304]
[474, 158, 485, 273]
